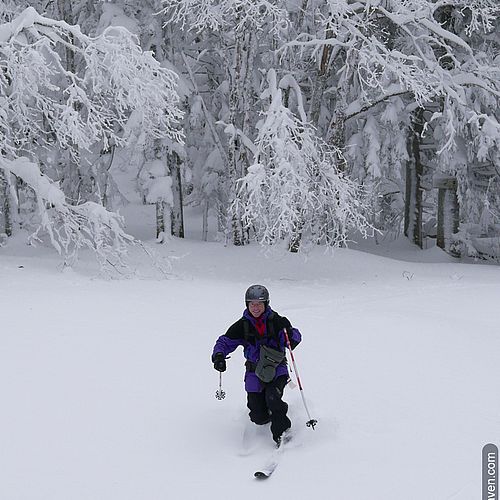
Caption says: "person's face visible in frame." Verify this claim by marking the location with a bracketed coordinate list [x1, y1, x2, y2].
[248, 301, 265, 318]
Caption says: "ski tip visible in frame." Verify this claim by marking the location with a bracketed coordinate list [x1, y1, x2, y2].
[254, 471, 270, 479]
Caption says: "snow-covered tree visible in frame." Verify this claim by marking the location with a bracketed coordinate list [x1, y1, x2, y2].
[286, 0, 500, 253]
[5, 0, 496, 261]
[234, 69, 374, 252]
[346, 98, 409, 238]
[94, 0, 190, 239]
[0, 7, 183, 265]
[163, 0, 290, 245]
[0, 156, 134, 268]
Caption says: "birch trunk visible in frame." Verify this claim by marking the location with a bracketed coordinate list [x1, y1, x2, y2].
[227, 19, 256, 246]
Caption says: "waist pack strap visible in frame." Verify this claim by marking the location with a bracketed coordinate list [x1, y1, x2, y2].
[245, 360, 257, 372]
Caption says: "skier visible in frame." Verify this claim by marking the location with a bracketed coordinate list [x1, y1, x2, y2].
[212, 284, 301, 445]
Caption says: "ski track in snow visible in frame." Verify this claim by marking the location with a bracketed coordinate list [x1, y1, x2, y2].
[1, 218, 499, 500]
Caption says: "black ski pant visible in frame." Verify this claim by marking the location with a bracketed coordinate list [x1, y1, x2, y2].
[247, 375, 291, 443]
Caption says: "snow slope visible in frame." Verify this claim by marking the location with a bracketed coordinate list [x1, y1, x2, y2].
[1, 211, 499, 500]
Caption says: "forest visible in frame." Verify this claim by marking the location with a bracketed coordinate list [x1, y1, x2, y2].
[0, 0, 499, 266]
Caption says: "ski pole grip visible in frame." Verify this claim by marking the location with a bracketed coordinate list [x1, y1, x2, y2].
[284, 328, 293, 352]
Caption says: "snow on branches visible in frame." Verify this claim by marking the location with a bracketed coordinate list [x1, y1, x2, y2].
[233, 69, 374, 252]
[0, 7, 183, 157]
[290, 0, 500, 146]
[0, 7, 184, 267]
[1, 156, 134, 269]
[162, 0, 288, 33]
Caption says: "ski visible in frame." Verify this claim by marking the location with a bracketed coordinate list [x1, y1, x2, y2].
[253, 433, 291, 479]
[254, 460, 279, 479]
[254, 449, 281, 479]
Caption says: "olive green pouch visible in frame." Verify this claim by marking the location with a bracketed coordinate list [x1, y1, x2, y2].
[255, 345, 285, 383]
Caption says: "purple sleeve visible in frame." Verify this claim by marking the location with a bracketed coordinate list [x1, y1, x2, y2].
[279, 327, 301, 349]
[212, 334, 244, 360]
[290, 327, 301, 347]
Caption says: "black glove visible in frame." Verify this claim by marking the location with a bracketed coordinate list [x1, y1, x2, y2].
[278, 317, 292, 331]
[213, 353, 226, 372]
[278, 317, 299, 349]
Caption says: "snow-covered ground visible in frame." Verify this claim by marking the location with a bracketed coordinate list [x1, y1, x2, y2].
[1, 207, 499, 500]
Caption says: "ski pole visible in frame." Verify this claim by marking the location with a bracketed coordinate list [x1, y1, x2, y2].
[284, 329, 317, 430]
[215, 372, 226, 400]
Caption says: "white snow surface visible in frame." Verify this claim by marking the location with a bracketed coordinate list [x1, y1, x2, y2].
[1, 206, 499, 500]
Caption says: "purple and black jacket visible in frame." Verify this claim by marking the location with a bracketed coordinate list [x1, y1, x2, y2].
[212, 307, 302, 392]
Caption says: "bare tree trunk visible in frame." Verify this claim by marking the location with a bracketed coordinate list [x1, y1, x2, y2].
[101, 144, 115, 209]
[404, 108, 424, 248]
[288, 214, 305, 253]
[0, 169, 12, 237]
[435, 177, 460, 255]
[202, 200, 209, 242]
[216, 200, 226, 239]
[169, 151, 184, 238]
[57, 0, 75, 68]
[57, 0, 87, 205]
[328, 104, 347, 168]
[295, 0, 311, 31]
[326, 52, 352, 168]
[156, 201, 166, 240]
[309, 27, 334, 127]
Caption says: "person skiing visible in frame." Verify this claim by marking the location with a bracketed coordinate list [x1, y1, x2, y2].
[212, 284, 301, 445]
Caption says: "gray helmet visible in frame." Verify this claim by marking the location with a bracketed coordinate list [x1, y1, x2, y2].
[245, 284, 269, 303]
